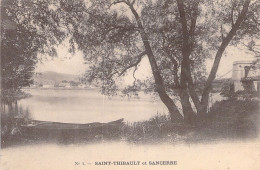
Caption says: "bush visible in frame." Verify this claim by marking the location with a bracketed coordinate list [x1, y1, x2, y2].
[121, 100, 259, 143]
[204, 100, 260, 139]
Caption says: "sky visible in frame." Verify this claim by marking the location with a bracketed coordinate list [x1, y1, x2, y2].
[35, 43, 256, 85]
[36, 44, 87, 76]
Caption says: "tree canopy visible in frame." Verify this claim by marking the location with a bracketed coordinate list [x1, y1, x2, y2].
[1, 0, 66, 103]
[2, 0, 259, 123]
[56, 0, 259, 123]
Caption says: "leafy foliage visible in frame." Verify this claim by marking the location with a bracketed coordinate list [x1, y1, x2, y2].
[1, 0, 67, 102]
[54, 0, 260, 98]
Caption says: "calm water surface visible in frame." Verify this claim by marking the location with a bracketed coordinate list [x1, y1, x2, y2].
[18, 89, 223, 123]
[19, 89, 168, 123]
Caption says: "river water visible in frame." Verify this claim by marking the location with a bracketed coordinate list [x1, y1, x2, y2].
[18, 88, 168, 123]
[18, 89, 224, 123]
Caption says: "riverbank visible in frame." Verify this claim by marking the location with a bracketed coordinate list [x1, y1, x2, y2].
[122, 100, 259, 144]
[2, 99, 259, 148]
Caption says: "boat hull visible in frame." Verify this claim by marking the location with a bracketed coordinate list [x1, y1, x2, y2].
[19, 119, 124, 140]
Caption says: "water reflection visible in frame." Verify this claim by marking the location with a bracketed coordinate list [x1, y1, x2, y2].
[1, 102, 125, 148]
[1, 101, 32, 146]
[1, 89, 165, 148]
[18, 89, 168, 123]
[1, 89, 226, 148]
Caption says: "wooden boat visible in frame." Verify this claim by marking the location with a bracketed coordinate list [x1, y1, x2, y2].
[18, 119, 124, 139]
[20, 118, 124, 130]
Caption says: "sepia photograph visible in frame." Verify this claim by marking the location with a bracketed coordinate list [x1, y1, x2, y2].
[1, 0, 260, 169]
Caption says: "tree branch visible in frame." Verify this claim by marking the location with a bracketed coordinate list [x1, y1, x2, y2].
[83, 8, 136, 30]
[168, 55, 180, 87]
[201, 0, 251, 107]
[108, 51, 147, 78]
[108, 0, 128, 9]
[131, 0, 136, 6]
[118, 51, 147, 76]
[221, 24, 224, 41]
[132, 65, 138, 86]
[127, 2, 183, 120]
[231, 0, 235, 27]
[189, 0, 200, 36]
[176, 0, 189, 45]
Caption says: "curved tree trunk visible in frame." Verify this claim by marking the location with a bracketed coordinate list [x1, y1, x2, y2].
[176, 0, 251, 119]
[128, 4, 183, 122]
[199, 0, 250, 116]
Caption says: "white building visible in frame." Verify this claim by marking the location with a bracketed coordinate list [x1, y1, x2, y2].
[232, 59, 260, 92]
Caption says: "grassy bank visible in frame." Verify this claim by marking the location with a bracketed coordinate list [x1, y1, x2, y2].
[121, 100, 260, 144]
[1, 100, 259, 148]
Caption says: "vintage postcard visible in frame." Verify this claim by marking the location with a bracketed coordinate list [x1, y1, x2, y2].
[1, 0, 260, 169]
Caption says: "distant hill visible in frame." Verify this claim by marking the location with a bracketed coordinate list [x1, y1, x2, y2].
[33, 71, 79, 85]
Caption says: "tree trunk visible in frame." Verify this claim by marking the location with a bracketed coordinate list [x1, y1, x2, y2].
[128, 4, 183, 122]
[176, 0, 250, 118]
[179, 89, 196, 124]
[179, 59, 197, 124]
[200, 0, 250, 116]
[161, 93, 183, 122]
[176, 0, 198, 124]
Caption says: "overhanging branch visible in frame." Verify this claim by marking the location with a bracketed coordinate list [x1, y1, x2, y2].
[118, 50, 147, 76]
[108, 50, 147, 78]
